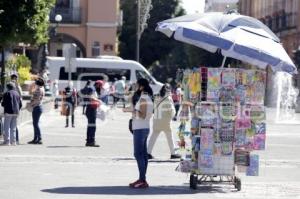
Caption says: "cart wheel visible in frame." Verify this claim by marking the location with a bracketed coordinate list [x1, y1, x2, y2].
[190, 174, 198, 190]
[234, 177, 241, 191]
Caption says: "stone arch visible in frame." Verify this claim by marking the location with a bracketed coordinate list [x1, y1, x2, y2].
[49, 33, 87, 57]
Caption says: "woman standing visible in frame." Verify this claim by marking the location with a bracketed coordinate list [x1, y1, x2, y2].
[124, 78, 153, 189]
[147, 84, 181, 159]
[28, 78, 45, 144]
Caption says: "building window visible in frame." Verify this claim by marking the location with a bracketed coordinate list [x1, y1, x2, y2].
[76, 50, 80, 57]
[57, 49, 63, 57]
[92, 41, 100, 57]
[56, 0, 71, 9]
[104, 44, 114, 52]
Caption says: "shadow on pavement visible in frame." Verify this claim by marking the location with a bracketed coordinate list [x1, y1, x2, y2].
[113, 158, 180, 163]
[42, 185, 236, 195]
[47, 146, 86, 148]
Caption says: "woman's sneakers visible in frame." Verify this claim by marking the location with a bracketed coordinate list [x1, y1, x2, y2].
[129, 180, 149, 188]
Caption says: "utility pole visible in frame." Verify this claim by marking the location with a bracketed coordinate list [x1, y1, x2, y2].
[136, 0, 141, 62]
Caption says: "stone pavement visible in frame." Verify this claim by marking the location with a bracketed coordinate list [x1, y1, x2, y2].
[0, 106, 300, 199]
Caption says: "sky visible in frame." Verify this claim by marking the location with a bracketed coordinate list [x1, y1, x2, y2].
[181, 0, 205, 14]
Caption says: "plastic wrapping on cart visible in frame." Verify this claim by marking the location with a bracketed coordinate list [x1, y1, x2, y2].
[175, 160, 196, 173]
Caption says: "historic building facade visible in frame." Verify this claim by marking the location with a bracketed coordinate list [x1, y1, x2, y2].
[239, 0, 300, 107]
[238, 0, 300, 57]
[49, 0, 121, 58]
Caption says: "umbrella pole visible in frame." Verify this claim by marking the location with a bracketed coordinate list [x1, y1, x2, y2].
[221, 56, 227, 68]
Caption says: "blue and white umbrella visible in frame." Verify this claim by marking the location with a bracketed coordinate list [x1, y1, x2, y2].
[156, 12, 297, 74]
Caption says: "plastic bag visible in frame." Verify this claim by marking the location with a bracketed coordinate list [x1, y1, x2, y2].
[97, 104, 110, 121]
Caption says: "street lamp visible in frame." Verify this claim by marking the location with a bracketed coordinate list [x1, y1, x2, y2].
[42, 14, 62, 70]
[136, 0, 152, 62]
[55, 14, 62, 24]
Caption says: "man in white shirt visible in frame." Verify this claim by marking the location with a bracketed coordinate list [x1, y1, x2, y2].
[113, 76, 126, 108]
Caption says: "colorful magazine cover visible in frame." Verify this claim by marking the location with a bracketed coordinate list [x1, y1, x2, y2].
[200, 103, 217, 127]
[235, 85, 246, 104]
[253, 134, 266, 150]
[235, 130, 246, 148]
[246, 154, 259, 176]
[207, 68, 221, 101]
[251, 106, 266, 122]
[245, 128, 255, 150]
[221, 68, 236, 87]
[236, 69, 247, 85]
[200, 128, 214, 154]
[255, 122, 266, 135]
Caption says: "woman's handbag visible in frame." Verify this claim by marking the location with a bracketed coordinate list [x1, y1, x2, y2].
[26, 102, 33, 112]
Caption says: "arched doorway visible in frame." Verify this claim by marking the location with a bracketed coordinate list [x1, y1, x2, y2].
[49, 33, 86, 57]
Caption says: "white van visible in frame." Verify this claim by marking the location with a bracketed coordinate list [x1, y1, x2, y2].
[46, 56, 163, 94]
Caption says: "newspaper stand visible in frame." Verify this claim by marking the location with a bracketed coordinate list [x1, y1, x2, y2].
[177, 67, 266, 191]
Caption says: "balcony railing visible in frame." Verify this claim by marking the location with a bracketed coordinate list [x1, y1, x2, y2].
[261, 12, 297, 33]
[50, 7, 81, 24]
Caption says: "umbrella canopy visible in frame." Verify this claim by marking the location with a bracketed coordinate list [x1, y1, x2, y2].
[156, 12, 297, 74]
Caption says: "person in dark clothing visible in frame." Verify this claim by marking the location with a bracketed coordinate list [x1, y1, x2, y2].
[64, 84, 77, 127]
[85, 86, 100, 147]
[1, 82, 22, 145]
[10, 73, 22, 144]
[81, 80, 91, 115]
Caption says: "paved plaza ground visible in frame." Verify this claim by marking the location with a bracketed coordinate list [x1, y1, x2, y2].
[0, 106, 300, 199]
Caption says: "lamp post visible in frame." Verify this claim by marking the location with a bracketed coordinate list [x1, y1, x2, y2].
[43, 14, 62, 71]
[136, 0, 152, 62]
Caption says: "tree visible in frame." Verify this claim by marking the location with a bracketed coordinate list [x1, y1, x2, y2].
[0, 0, 55, 92]
[119, 0, 185, 67]
[6, 55, 31, 85]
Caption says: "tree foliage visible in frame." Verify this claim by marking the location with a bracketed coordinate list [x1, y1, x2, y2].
[119, 0, 185, 67]
[119, 0, 237, 84]
[6, 54, 31, 85]
[0, 0, 55, 47]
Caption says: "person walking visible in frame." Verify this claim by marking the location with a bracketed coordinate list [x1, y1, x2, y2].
[10, 73, 22, 144]
[147, 84, 181, 159]
[172, 83, 182, 121]
[113, 76, 126, 108]
[100, 80, 110, 105]
[85, 85, 100, 147]
[27, 78, 45, 145]
[1, 83, 22, 146]
[124, 78, 153, 189]
[81, 80, 92, 114]
[52, 80, 59, 109]
[63, 82, 77, 128]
